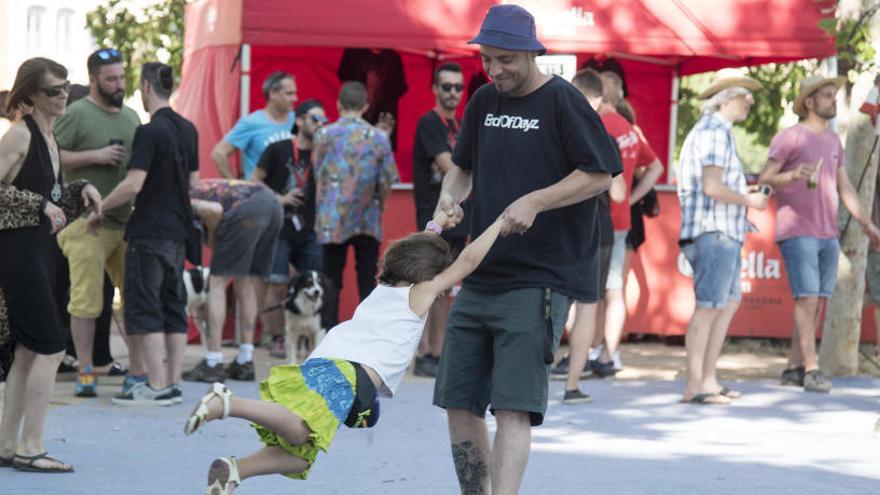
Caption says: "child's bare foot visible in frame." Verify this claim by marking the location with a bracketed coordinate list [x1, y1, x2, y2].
[206, 457, 240, 495]
[185, 383, 232, 435]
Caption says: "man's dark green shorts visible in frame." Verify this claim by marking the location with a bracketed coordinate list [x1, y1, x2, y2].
[433, 287, 572, 426]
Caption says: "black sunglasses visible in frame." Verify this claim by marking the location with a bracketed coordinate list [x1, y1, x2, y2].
[440, 83, 465, 93]
[39, 82, 71, 98]
[96, 48, 122, 62]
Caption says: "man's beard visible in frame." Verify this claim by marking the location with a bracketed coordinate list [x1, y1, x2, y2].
[440, 97, 460, 111]
[98, 85, 124, 108]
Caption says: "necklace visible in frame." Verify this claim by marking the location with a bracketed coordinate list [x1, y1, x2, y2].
[36, 125, 62, 202]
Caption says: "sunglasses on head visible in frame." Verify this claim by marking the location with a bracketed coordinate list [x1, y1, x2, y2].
[96, 48, 122, 62]
[39, 81, 71, 98]
[310, 114, 328, 124]
[440, 83, 465, 93]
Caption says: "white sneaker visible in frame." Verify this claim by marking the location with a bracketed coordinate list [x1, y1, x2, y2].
[612, 350, 624, 371]
[111, 381, 176, 406]
[589, 345, 603, 361]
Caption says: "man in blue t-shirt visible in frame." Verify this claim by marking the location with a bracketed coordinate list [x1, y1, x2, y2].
[211, 71, 297, 179]
[430, 5, 621, 494]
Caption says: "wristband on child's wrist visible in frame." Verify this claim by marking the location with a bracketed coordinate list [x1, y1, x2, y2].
[425, 220, 443, 235]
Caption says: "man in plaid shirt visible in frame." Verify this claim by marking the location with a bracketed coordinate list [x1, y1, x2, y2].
[677, 74, 770, 405]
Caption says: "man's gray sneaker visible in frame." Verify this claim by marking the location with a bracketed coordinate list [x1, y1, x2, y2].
[111, 381, 176, 406]
[183, 360, 226, 383]
[226, 360, 255, 381]
[168, 383, 184, 404]
[781, 366, 805, 387]
[562, 388, 593, 405]
[803, 369, 832, 393]
[550, 355, 591, 381]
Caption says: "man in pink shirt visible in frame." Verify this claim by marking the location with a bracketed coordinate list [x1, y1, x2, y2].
[759, 74, 880, 393]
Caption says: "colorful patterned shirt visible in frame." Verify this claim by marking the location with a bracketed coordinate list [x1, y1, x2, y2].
[190, 178, 269, 213]
[313, 117, 399, 244]
[677, 112, 749, 242]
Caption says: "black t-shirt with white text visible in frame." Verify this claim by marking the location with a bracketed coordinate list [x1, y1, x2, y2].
[453, 76, 622, 301]
[256, 139, 317, 242]
[126, 107, 199, 241]
[412, 110, 469, 237]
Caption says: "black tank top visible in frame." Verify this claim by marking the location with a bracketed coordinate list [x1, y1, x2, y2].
[14, 115, 59, 204]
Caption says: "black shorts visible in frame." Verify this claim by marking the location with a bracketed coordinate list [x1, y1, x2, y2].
[212, 190, 283, 279]
[124, 238, 188, 334]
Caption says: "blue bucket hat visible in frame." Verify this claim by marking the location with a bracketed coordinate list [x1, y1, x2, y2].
[469, 4, 547, 55]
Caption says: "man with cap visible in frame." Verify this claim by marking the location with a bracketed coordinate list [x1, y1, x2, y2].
[759, 74, 880, 393]
[430, 5, 621, 493]
[253, 98, 327, 359]
[677, 73, 770, 405]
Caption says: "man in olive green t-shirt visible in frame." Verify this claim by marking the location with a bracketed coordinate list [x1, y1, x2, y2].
[55, 48, 142, 398]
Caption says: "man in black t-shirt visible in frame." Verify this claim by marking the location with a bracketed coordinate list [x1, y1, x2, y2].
[430, 5, 621, 493]
[86, 62, 198, 406]
[253, 99, 326, 359]
[412, 61, 469, 377]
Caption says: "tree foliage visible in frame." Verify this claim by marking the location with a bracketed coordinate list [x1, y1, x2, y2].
[85, 0, 186, 97]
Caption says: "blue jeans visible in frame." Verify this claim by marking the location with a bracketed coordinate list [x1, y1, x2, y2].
[268, 232, 324, 284]
[681, 232, 743, 309]
[777, 236, 839, 298]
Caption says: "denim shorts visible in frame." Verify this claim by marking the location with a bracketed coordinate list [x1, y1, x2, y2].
[269, 232, 324, 284]
[681, 232, 743, 309]
[777, 236, 839, 298]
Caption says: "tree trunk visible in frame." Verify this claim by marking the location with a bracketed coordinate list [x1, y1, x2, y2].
[819, 112, 878, 375]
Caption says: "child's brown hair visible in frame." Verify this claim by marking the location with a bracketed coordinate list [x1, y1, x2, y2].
[378, 232, 454, 286]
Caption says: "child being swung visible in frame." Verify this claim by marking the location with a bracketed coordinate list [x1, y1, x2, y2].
[184, 210, 507, 494]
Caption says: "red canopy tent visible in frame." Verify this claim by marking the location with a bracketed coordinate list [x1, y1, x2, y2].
[177, 0, 836, 325]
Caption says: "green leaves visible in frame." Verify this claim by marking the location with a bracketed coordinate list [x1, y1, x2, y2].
[85, 0, 185, 97]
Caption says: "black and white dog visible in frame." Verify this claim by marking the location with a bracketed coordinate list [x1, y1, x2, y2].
[284, 270, 332, 363]
[183, 266, 210, 352]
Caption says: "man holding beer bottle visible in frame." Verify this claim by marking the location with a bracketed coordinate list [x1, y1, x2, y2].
[759, 74, 880, 393]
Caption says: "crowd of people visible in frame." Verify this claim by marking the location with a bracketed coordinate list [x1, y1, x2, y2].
[0, 3, 878, 493]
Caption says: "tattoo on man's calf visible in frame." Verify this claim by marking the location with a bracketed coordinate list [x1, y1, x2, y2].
[452, 440, 488, 495]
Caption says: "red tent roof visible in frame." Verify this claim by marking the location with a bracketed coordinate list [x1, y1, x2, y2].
[239, 0, 836, 73]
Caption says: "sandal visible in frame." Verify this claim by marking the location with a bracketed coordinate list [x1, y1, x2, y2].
[0, 454, 13, 467]
[718, 386, 742, 399]
[185, 382, 232, 436]
[681, 393, 731, 405]
[205, 457, 240, 495]
[12, 452, 74, 473]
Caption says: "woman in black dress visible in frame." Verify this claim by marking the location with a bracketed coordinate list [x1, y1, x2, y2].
[0, 58, 101, 472]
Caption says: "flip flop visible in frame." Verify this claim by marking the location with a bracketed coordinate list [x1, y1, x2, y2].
[185, 382, 232, 436]
[719, 386, 742, 399]
[0, 455, 13, 467]
[682, 393, 730, 405]
[12, 452, 74, 473]
[205, 457, 240, 495]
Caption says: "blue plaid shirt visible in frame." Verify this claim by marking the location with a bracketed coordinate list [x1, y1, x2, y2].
[677, 112, 749, 242]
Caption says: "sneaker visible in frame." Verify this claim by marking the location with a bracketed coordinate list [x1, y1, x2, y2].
[58, 354, 79, 373]
[122, 374, 149, 394]
[590, 359, 616, 379]
[183, 360, 227, 383]
[105, 361, 129, 377]
[550, 355, 591, 380]
[226, 360, 255, 381]
[562, 388, 593, 405]
[413, 355, 439, 377]
[589, 345, 603, 362]
[74, 366, 97, 398]
[111, 381, 175, 406]
[803, 369, 832, 393]
[780, 366, 806, 387]
[167, 383, 184, 405]
[269, 336, 287, 360]
[611, 350, 624, 371]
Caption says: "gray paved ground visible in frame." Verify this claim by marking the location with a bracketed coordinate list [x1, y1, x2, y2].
[2, 341, 880, 494]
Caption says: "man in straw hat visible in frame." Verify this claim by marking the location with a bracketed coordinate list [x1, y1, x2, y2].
[677, 72, 770, 405]
[759, 74, 880, 393]
[430, 4, 621, 493]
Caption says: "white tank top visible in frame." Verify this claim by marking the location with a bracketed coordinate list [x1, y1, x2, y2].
[309, 285, 427, 397]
